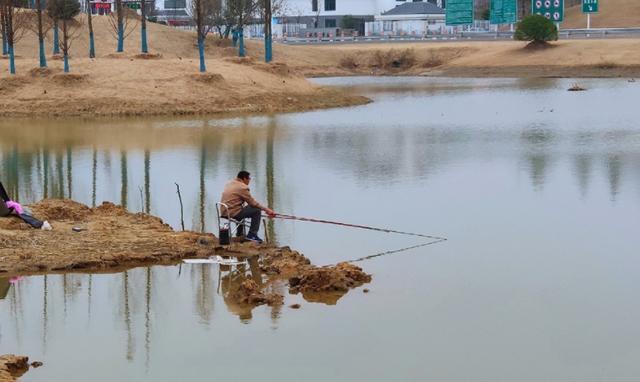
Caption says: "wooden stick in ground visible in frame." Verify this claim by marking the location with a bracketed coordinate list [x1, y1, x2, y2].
[175, 182, 185, 231]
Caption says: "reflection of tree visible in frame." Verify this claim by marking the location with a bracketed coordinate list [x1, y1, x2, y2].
[521, 128, 555, 191]
[92, 147, 97, 207]
[266, 118, 277, 243]
[121, 150, 128, 209]
[144, 267, 152, 371]
[199, 144, 206, 233]
[42, 275, 49, 352]
[191, 264, 214, 324]
[43, 148, 49, 199]
[144, 150, 151, 214]
[66, 145, 72, 199]
[606, 155, 622, 202]
[122, 271, 134, 361]
[573, 154, 592, 199]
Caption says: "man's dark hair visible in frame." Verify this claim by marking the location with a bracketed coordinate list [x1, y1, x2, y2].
[237, 171, 251, 180]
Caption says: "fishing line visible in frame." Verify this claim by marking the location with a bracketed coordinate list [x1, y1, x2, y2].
[268, 213, 447, 241]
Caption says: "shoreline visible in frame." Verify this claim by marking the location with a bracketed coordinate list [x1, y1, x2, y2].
[3, 37, 640, 119]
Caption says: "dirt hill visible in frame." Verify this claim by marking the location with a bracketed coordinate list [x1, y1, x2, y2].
[564, 0, 640, 28]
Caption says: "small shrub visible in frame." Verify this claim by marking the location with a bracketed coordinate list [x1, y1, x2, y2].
[515, 15, 558, 44]
[339, 54, 359, 69]
[371, 48, 416, 69]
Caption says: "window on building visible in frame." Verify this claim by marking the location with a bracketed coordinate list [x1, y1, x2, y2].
[164, 0, 186, 9]
[383, 21, 393, 31]
[312, 0, 318, 12]
[325, 0, 335, 11]
[325, 18, 336, 28]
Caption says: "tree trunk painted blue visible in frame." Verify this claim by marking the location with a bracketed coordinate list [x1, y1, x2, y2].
[141, 26, 148, 53]
[232, 30, 238, 47]
[198, 37, 206, 72]
[39, 38, 47, 67]
[63, 53, 69, 73]
[265, 35, 272, 63]
[238, 31, 245, 57]
[117, 22, 124, 52]
[53, 23, 60, 54]
[2, 29, 7, 56]
[89, 31, 95, 58]
[9, 45, 15, 74]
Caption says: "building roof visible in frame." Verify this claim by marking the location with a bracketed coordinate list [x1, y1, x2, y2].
[382, 1, 445, 16]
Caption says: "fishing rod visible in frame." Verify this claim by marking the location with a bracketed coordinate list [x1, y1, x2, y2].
[265, 213, 447, 241]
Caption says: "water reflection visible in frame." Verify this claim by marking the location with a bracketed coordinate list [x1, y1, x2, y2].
[1, 77, 640, 382]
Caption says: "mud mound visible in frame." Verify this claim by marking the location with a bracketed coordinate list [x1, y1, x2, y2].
[94, 201, 131, 217]
[289, 262, 372, 294]
[524, 41, 557, 51]
[218, 47, 238, 57]
[52, 73, 88, 85]
[340, 48, 417, 71]
[0, 199, 216, 275]
[189, 72, 225, 84]
[255, 62, 296, 77]
[234, 279, 283, 306]
[0, 77, 27, 95]
[31, 199, 92, 221]
[29, 67, 59, 77]
[104, 53, 129, 59]
[0, 355, 30, 382]
[211, 38, 233, 48]
[261, 247, 311, 277]
[225, 56, 255, 65]
[135, 53, 163, 60]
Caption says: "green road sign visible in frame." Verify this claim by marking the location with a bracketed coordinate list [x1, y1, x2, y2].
[125, 2, 140, 8]
[490, 0, 517, 24]
[582, 0, 598, 13]
[446, 0, 474, 26]
[532, 0, 564, 22]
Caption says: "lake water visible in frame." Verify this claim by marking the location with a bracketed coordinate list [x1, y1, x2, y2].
[1, 77, 640, 381]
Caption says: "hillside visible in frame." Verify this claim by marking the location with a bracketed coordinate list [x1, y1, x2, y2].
[564, 0, 640, 28]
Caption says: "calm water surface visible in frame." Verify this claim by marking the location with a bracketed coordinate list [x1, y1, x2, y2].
[1, 77, 640, 381]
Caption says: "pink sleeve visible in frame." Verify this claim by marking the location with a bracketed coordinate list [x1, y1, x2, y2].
[6, 201, 24, 215]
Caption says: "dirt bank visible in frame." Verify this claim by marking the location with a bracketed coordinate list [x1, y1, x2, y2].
[0, 199, 371, 307]
[4, 14, 640, 118]
[0, 355, 30, 382]
[281, 39, 640, 78]
[0, 56, 369, 118]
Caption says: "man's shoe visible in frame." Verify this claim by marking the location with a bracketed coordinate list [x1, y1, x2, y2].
[245, 233, 263, 244]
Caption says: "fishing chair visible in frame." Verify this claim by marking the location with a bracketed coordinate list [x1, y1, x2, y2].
[215, 202, 249, 238]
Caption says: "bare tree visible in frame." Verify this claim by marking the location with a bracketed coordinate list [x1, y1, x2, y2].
[35, 0, 49, 66]
[108, 0, 137, 52]
[189, 0, 218, 72]
[47, 0, 82, 72]
[86, 0, 95, 57]
[0, 0, 29, 74]
[26, 3, 53, 65]
[140, 0, 150, 53]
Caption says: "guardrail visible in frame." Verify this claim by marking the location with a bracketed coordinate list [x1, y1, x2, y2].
[278, 27, 640, 45]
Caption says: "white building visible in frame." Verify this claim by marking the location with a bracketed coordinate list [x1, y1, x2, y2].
[366, 1, 446, 36]
[279, 0, 443, 33]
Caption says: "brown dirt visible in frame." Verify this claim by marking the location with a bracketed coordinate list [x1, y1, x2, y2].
[0, 14, 368, 118]
[0, 355, 30, 382]
[280, 40, 640, 78]
[0, 199, 371, 307]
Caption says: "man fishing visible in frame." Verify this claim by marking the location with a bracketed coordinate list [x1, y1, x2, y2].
[220, 171, 275, 243]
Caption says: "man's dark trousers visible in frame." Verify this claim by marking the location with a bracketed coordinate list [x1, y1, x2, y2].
[233, 206, 261, 236]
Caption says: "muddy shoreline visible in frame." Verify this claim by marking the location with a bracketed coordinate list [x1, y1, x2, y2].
[0, 199, 371, 306]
